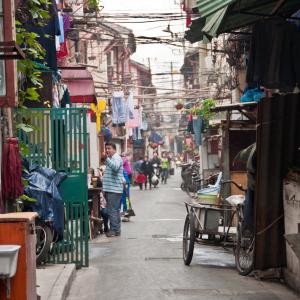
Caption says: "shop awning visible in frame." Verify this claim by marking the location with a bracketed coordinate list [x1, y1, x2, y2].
[61, 68, 96, 103]
[186, 0, 300, 43]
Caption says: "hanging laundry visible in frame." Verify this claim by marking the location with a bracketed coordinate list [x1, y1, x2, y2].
[141, 111, 148, 131]
[193, 116, 203, 146]
[126, 91, 134, 120]
[90, 99, 106, 133]
[52, 84, 60, 107]
[185, 136, 193, 148]
[57, 39, 68, 60]
[246, 17, 300, 91]
[59, 85, 71, 107]
[126, 108, 141, 128]
[25, 0, 61, 70]
[149, 131, 163, 145]
[187, 113, 194, 133]
[1, 138, 24, 212]
[112, 91, 126, 126]
[101, 126, 112, 142]
[133, 128, 142, 141]
[63, 14, 71, 32]
[58, 13, 64, 44]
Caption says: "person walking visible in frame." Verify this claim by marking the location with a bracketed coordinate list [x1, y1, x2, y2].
[102, 142, 124, 237]
[135, 171, 146, 190]
[160, 152, 170, 184]
[141, 156, 154, 189]
[121, 152, 133, 182]
[151, 152, 161, 167]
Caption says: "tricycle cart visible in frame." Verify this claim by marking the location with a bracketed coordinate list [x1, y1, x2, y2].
[182, 180, 255, 276]
[183, 201, 236, 265]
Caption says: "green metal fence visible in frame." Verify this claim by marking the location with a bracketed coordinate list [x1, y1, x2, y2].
[18, 108, 89, 267]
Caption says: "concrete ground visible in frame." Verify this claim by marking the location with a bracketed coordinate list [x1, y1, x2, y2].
[37, 264, 75, 300]
[67, 172, 299, 300]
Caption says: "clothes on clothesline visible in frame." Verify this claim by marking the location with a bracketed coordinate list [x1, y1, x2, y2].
[141, 112, 148, 131]
[246, 17, 300, 91]
[187, 113, 194, 134]
[25, 0, 61, 70]
[126, 109, 141, 128]
[126, 91, 134, 120]
[193, 116, 203, 146]
[57, 13, 70, 59]
[132, 127, 142, 140]
[101, 126, 112, 142]
[149, 131, 163, 144]
[112, 91, 126, 126]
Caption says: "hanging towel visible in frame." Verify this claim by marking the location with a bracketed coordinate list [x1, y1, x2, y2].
[1, 138, 24, 210]
[193, 116, 203, 146]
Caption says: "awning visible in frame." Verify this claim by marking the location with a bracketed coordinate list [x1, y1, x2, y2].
[196, 0, 234, 18]
[61, 68, 96, 103]
[186, 0, 300, 43]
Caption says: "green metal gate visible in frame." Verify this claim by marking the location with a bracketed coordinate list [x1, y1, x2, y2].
[18, 108, 89, 267]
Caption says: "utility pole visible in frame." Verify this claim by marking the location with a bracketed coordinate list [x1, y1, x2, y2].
[170, 62, 174, 91]
[148, 57, 151, 80]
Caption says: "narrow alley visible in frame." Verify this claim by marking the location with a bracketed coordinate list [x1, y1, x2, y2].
[67, 173, 298, 300]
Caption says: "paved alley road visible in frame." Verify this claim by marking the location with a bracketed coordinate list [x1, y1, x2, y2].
[67, 172, 298, 300]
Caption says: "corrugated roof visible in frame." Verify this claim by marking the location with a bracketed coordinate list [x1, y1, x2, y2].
[196, 0, 235, 18]
[186, 0, 300, 42]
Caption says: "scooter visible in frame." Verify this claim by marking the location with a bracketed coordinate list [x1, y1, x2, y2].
[151, 163, 160, 187]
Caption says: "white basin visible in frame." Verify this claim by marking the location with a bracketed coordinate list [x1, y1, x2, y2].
[0, 245, 21, 278]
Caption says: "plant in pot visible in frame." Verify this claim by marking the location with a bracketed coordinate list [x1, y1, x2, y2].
[190, 98, 216, 121]
[175, 100, 184, 110]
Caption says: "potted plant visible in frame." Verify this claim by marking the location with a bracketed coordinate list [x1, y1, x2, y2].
[175, 100, 184, 110]
[190, 98, 216, 120]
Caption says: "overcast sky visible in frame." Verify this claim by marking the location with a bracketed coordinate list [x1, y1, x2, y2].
[101, 0, 187, 92]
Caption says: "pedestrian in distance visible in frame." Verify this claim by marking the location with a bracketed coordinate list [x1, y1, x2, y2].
[151, 151, 161, 167]
[135, 172, 146, 190]
[100, 193, 109, 233]
[141, 155, 154, 189]
[102, 142, 124, 237]
[160, 152, 170, 184]
[121, 152, 133, 182]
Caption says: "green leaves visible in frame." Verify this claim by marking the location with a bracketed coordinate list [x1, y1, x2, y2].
[190, 98, 216, 121]
[18, 194, 37, 203]
[16, 123, 35, 133]
[19, 141, 30, 156]
[25, 87, 40, 101]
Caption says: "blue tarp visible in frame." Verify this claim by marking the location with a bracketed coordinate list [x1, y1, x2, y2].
[23, 162, 67, 240]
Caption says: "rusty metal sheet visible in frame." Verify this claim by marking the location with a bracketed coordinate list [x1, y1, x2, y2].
[254, 94, 300, 270]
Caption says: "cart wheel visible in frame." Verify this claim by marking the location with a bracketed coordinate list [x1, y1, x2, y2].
[183, 213, 195, 265]
[235, 222, 254, 276]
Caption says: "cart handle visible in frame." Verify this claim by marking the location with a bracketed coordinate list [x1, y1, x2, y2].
[221, 180, 247, 192]
[184, 201, 235, 210]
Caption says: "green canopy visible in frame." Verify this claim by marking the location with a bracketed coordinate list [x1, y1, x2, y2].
[186, 0, 300, 43]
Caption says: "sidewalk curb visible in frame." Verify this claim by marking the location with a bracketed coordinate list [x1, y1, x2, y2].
[48, 264, 76, 300]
